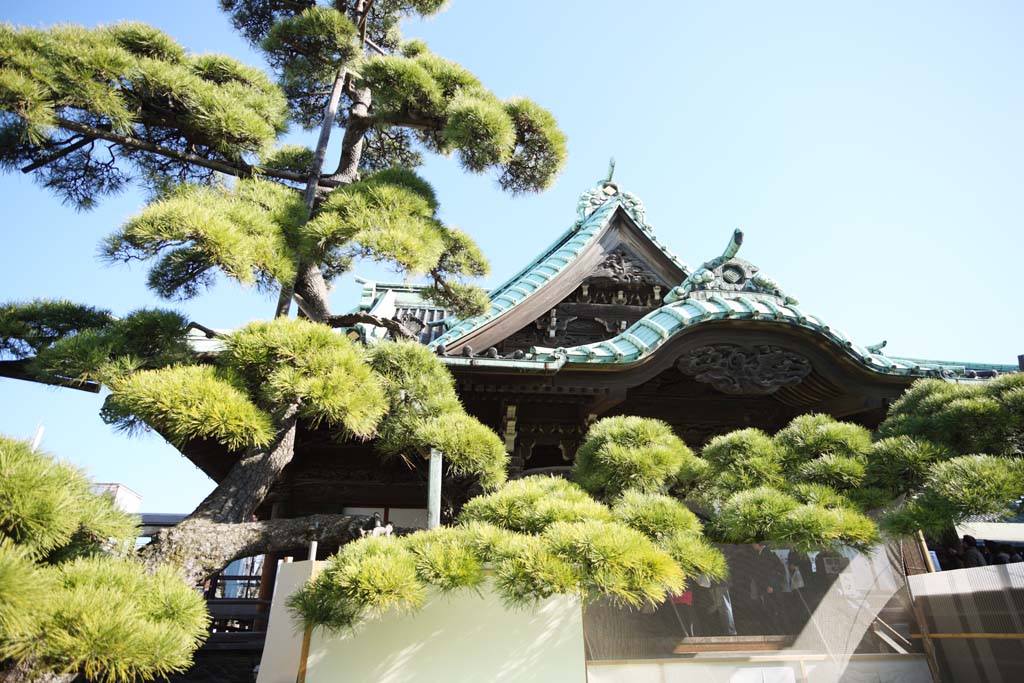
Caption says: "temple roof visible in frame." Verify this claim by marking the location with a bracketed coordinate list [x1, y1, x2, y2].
[354, 276, 447, 344]
[412, 178, 1017, 381]
[328, 175, 1018, 383]
[428, 179, 689, 352]
[523, 227, 996, 378]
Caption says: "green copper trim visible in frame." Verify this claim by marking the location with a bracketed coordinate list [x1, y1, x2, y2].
[526, 293, 1004, 380]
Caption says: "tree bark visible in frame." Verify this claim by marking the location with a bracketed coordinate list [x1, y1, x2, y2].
[141, 514, 405, 586]
[0, 659, 75, 683]
[328, 85, 372, 184]
[275, 67, 349, 318]
[284, 84, 373, 320]
[189, 403, 300, 524]
[292, 264, 334, 322]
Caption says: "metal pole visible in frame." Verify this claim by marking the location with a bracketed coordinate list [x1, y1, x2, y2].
[428, 448, 442, 529]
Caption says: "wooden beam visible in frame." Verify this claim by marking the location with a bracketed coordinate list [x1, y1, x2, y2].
[674, 635, 793, 654]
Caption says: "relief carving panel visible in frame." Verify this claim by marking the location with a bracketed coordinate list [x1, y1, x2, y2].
[676, 344, 812, 395]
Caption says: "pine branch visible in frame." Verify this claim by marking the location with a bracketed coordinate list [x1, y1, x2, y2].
[325, 312, 416, 339]
[53, 118, 344, 189]
[141, 513, 411, 585]
[0, 359, 100, 393]
[19, 136, 94, 173]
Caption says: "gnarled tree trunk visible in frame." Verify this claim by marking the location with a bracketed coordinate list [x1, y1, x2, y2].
[0, 659, 76, 683]
[139, 403, 300, 582]
[141, 514, 401, 587]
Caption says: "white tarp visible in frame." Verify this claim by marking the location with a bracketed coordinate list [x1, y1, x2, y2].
[956, 522, 1024, 544]
[256, 560, 586, 683]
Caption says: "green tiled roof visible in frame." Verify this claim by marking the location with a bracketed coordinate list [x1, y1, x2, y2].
[428, 181, 689, 351]
[355, 277, 435, 312]
[349, 177, 1016, 382]
[523, 229, 1014, 380]
[526, 293, 979, 378]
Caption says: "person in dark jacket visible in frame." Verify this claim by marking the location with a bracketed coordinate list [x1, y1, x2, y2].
[749, 543, 787, 634]
[961, 535, 987, 568]
[784, 548, 813, 632]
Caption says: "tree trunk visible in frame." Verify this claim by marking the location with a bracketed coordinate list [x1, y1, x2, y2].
[287, 87, 374, 320]
[277, 1, 376, 318]
[328, 86, 372, 184]
[292, 262, 333, 322]
[0, 659, 75, 683]
[188, 403, 300, 524]
[141, 0, 385, 587]
[137, 403, 302, 581]
[141, 514, 402, 586]
[275, 68, 348, 318]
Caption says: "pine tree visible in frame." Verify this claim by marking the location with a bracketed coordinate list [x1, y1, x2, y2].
[3, 1, 1021, 651]
[0, 1, 565, 585]
[0, 435, 208, 683]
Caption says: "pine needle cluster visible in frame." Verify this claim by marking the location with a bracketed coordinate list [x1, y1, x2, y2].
[308, 167, 491, 313]
[867, 376, 1024, 534]
[290, 476, 711, 633]
[879, 375, 1024, 456]
[0, 22, 287, 206]
[0, 436, 207, 683]
[360, 41, 566, 193]
[3, 2, 569, 318]
[0, 301, 192, 386]
[104, 167, 491, 317]
[573, 391, 1024, 549]
[369, 340, 507, 487]
[104, 179, 306, 300]
[573, 416, 698, 499]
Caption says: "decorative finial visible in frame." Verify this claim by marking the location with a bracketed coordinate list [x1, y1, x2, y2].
[605, 157, 616, 183]
[723, 229, 743, 260]
[866, 340, 888, 354]
[664, 228, 745, 304]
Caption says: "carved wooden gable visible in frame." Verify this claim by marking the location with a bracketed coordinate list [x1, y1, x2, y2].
[492, 211, 685, 355]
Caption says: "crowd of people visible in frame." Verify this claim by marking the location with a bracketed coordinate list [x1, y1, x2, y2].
[938, 535, 1023, 570]
[666, 544, 854, 638]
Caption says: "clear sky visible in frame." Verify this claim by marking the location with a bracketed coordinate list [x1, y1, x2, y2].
[1, 1, 1021, 512]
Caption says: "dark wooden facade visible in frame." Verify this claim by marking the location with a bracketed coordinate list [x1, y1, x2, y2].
[182, 205, 932, 527]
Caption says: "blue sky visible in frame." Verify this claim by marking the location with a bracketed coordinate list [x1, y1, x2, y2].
[1, 1, 1021, 512]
